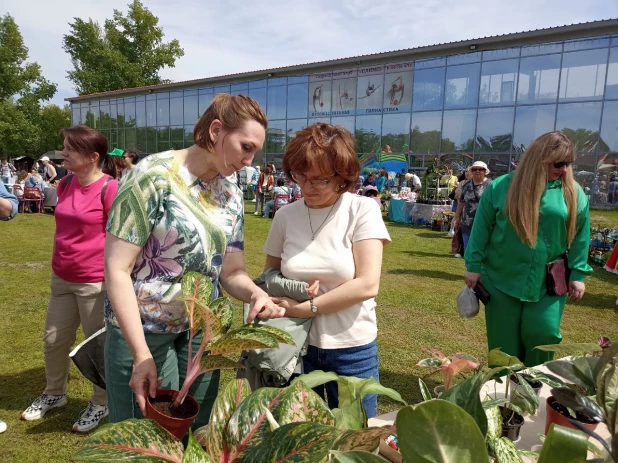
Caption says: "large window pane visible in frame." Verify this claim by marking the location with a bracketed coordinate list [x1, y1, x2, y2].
[71, 106, 80, 126]
[184, 95, 198, 126]
[410, 111, 441, 153]
[600, 101, 618, 153]
[117, 129, 125, 150]
[479, 59, 518, 105]
[116, 101, 125, 128]
[331, 116, 354, 136]
[136, 128, 147, 153]
[214, 85, 230, 94]
[287, 84, 309, 118]
[265, 120, 286, 153]
[555, 102, 602, 152]
[521, 42, 562, 56]
[475, 107, 514, 153]
[606, 48, 618, 99]
[170, 97, 183, 125]
[79, 104, 88, 125]
[171, 126, 184, 149]
[249, 79, 267, 89]
[476, 154, 511, 178]
[124, 99, 136, 128]
[308, 117, 330, 125]
[249, 88, 267, 114]
[267, 85, 287, 120]
[136, 100, 146, 127]
[513, 105, 556, 151]
[518, 54, 561, 104]
[146, 100, 156, 127]
[184, 125, 194, 148]
[286, 119, 307, 145]
[110, 103, 117, 129]
[146, 127, 157, 153]
[309, 81, 332, 117]
[441, 109, 476, 152]
[381, 113, 410, 153]
[356, 73, 384, 114]
[564, 36, 610, 52]
[413, 67, 445, 111]
[445, 63, 480, 108]
[125, 128, 137, 150]
[355, 115, 381, 153]
[158, 127, 170, 152]
[447, 52, 481, 65]
[199, 93, 213, 116]
[100, 104, 110, 130]
[559, 49, 608, 101]
[482, 47, 520, 61]
[157, 98, 170, 126]
[331, 78, 356, 115]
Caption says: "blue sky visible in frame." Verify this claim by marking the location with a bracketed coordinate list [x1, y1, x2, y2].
[6, 0, 618, 106]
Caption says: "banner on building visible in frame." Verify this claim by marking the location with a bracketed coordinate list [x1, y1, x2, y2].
[356, 66, 384, 115]
[383, 62, 414, 113]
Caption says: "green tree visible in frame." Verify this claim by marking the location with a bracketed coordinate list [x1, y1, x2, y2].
[63, 0, 184, 95]
[37, 105, 71, 152]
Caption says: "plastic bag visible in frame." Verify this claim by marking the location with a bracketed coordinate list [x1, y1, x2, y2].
[457, 286, 479, 319]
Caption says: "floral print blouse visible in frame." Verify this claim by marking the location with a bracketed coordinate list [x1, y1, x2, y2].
[105, 151, 244, 334]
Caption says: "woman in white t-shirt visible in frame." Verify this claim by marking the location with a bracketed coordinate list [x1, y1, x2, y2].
[261, 123, 391, 417]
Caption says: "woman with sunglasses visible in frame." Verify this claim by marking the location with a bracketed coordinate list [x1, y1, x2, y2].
[261, 123, 391, 418]
[464, 132, 592, 367]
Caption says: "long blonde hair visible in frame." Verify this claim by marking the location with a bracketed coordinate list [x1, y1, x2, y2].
[505, 132, 577, 248]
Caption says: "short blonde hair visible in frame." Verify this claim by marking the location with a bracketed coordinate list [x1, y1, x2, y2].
[194, 94, 268, 151]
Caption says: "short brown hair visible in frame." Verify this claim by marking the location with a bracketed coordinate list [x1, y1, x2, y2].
[283, 123, 360, 193]
[62, 125, 115, 177]
[194, 93, 268, 151]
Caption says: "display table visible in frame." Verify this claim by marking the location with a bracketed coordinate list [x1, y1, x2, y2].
[404, 203, 451, 224]
[44, 187, 57, 208]
[388, 198, 412, 224]
[368, 363, 609, 461]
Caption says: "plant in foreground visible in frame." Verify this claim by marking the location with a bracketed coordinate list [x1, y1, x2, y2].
[416, 348, 480, 391]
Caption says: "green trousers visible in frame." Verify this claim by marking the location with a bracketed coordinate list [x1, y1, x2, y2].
[482, 274, 567, 367]
[105, 322, 220, 429]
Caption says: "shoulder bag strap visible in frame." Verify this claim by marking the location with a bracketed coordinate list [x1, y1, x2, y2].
[100, 177, 112, 214]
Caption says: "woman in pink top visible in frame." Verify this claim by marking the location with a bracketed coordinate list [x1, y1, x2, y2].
[21, 125, 118, 433]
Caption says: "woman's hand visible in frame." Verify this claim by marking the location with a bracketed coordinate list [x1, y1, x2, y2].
[306, 280, 319, 298]
[246, 290, 285, 323]
[568, 281, 586, 302]
[130, 354, 161, 416]
[464, 271, 481, 288]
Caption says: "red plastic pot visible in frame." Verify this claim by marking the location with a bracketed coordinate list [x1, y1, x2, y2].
[544, 396, 598, 438]
[145, 389, 199, 440]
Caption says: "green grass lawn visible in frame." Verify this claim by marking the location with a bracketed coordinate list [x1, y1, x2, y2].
[1, 205, 617, 462]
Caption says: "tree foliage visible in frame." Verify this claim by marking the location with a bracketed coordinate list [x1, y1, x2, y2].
[63, 0, 184, 95]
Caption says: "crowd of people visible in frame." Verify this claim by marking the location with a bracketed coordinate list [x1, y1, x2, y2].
[0, 93, 597, 439]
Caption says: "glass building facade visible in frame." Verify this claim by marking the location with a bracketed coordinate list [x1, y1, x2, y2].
[70, 31, 618, 205]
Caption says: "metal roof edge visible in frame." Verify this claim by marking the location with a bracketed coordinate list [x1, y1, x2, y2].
[65, 18, 618, 102]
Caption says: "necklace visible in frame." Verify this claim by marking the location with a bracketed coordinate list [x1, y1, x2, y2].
[307, 197, 340, 241]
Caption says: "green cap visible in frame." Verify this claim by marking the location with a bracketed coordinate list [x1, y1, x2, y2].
[109, 148, 125, 157]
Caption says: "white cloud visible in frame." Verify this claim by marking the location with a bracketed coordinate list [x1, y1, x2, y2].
[4, 0, 617, 106]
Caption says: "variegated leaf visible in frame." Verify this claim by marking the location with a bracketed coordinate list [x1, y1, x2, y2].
[194, 379, 251, 463]
[182, 430, 214, 463]
[328, 450, 386, 462]
[209, 329, 279, 355]
[210, 298, 233, 335]
[239, 323, 296, 346]
[198, 355, 243, 372]
[484, 405, 502, 442]
[181, 272, 214, 307]
[278, 380, 336, 427]
[418, 378, 433, 402]
[194, 303, 221, 344]
[237, 422, 342, 463]
[492, 436, 523, 463]
[417, 358, 444, 368]
[332, 427, 392, 453]
[74, 418, 184, 462]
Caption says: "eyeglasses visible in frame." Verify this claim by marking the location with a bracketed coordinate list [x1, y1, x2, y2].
[553, 161, 572, 169]
[290, 171, 336, 189]
[471, 168, 485, 172]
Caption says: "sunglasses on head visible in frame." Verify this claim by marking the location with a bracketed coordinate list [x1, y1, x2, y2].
[553, 161, 572, 169]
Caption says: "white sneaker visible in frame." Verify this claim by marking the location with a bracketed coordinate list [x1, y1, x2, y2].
[254, 211, 259, 216]
[21, 393, 67, 421]
[455, 254, 462, 258]
[72, 402, 108, 433]
[0, 420, 6, 433]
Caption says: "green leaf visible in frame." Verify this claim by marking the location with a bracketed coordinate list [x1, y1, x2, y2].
[527, 369, 565, 389]
[198, 355, 242, 372]
[194, 304, 221, 345]
[278, 380, 336, 427]
[592, 343, 618, 389]
[440, 373, 488, 437]
[333, 399, 367, 430]
[238, 323, 296, 346]
[484, 405, 502, 441]
[194, 379, 251, 462]
[395, 400, 489, 463]
[511, 373, 540, 414]
[262, 405, 280, 431]
[545, 357, 599, 391]
[492, 437, 523, 463]
[292, 370, 339, 389]
[488, 348, 524, 370]
[333, 427, 392, 453]
[481, 398, 508, 410]
[417, 358, 444, 368]
[208, 329, 280, 355]
[534, 343, 602, 355]
[329, 450, 387, 462]
[74, 418, 184, 462]
[419, 378, 433, 402]
[209, 298, 233, 330]
[182, 430, 214, 463]
[550, 387, 604, 422]
[238, 422, 342, 463]
[359, 379, 407, 405]
[596, 364, 617, 415]
[537, 424, 588, 463]
[181, 272, 214, 308]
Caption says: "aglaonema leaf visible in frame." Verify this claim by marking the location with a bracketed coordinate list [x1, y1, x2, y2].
[359, 379, 407, 405]
[182, 430, 214, 463]
[237, 422, 341, 463]
[527, 369, 565, 388]
[395, 400, 489, 463]
[492, 436, 523, 463]
[332, 427, 392, 453]
[278, 380, 336, 427]
[439, 373, 488, 437]
[484, 404, 502, 441]
[181, 272, 214, 309]
[332, 399, 367, 430]
[208, 329, 280, 355]
[596, 363, 617, 415]
[194, 303, 220, 345]
[328, 450, 387, 462]
[550, 387, 604, 422]
[198, 355, 243, 372]
[487, 348, 523, 370]
[481, 398, 508, 410]
[291, 370, 339, 389]
[74, 418, 184, 462]
[194, 379, 251, 463]
[534, 343, 602, 355]
[209, 298, 233, 335]
[419, 378, 433, 402]
[537, 424, 588, 463]
[545, 357, 599, 391]
[238, 323, 296, 346]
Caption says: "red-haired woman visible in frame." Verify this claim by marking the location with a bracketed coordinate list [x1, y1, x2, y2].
[21, 125, 118, 432]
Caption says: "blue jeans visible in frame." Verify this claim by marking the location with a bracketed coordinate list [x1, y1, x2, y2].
[462, 232, 471, 252]
[263, 200, 275, 218]
[451, 199, 458, 212]
[303, 339, 379, 418]
[1, 176, 9, 185]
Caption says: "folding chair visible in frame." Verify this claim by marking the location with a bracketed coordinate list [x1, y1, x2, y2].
[24, 187, 44, 213]
[272, 193, 290, 216]
[294, 192, 303, 201]
[12, 185, 27, 213]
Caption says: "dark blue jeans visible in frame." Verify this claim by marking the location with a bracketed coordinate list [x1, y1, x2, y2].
[303, 339, 379, 418]
[462, 231, 471, 252]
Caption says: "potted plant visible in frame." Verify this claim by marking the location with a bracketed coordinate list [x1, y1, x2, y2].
[145, 271, 295, 439]
[416, 348, 479, 397]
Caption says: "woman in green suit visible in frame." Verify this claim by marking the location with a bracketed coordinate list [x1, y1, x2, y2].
[464, 132, 592, 367]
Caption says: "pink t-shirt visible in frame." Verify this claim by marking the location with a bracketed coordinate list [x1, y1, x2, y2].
[52, 174, 119, 283]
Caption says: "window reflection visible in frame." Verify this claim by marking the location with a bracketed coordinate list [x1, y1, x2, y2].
[479, 59, 518, 105]
[605, 48, 618, 99]
[170, 98, 183, 125]
[331, 116, 354, 135]
[332, 78, 356, 115]
[555, 102, 602, 152]
[125, 128, 137, 151]
[100, 104, 110, 130]
[309, 81, 332, 116]
[199, 93, 213, 115]
[146, 128, 156, 153]
[413, 67, 445, 111]
[184, 125, 194, 149]
[441, 109, 476, 152]
[513, 105, 556, 151]
[171, 126, 184, 149]
[475, 107, 514, 153]
[382, 113, 410, 153]
[266, 120, 286, 153]
[72, 107, 80, 126]
[110, 103, 118, 130]
[267, 86, 287, 120]
[184, 96, 198, 126]
[287, 84, 309, 119]
[125, 100, 136, 128]
[518, 54, 561, 104]
[158, 127, 170, 152]
[445, 63, 480, 108]
[355, 115, 381, 153]
[136, 128, 147, 153]
[559, 49, 607, 101]
[286, 119, 307, 144]
[410, 111, 442, 153]
[482, 48, 520, 61]
[136, 100, 146, 128]
[600, 101, 618, 152]
[476, 154, 511, 178]
[157, 98, 169, 126]
[146, 100, 156, 127]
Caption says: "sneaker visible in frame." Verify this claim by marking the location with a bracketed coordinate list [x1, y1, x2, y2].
[254, 211, 259, 215]
[0, 420, 6, 433]
[454, 253, 462, 258]
[21, 393, 67, 421]
[72, 402, 108, 433]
